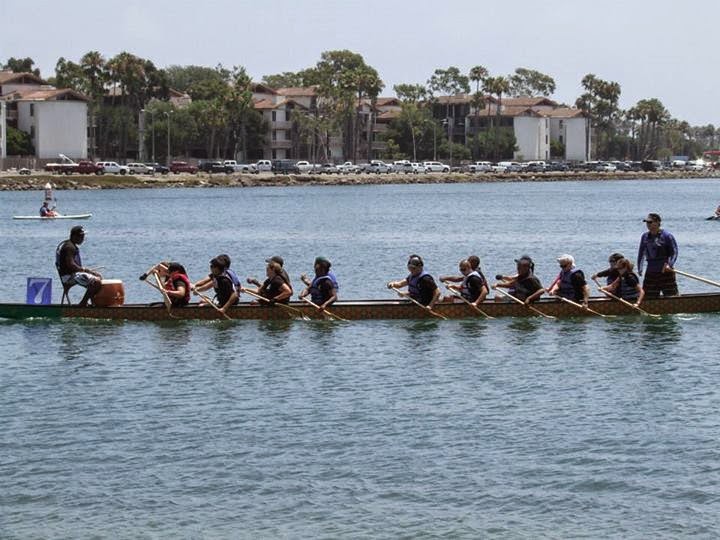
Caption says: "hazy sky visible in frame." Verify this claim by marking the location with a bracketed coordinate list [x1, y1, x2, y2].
[2, 0, 717, 125]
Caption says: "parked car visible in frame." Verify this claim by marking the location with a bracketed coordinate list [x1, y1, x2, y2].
[169, 161, 198, 174]
[641, 160, 663, 172]
[595, 162, 617, 172]
[466, 161, 493, 173]
[318, 163, 339, 174]
[18, 167, 32, 175]
[546, 161, 569, 172]
[337, 161, 359, 173]
[497, 161, 522, 172]
[255, 159, 272, 172]
[144, 162, 169, 174]
[364, 160, 393, 173]
[44, 155, 103, 175]
[271, 159, 300, 174]
[295, 160, 313, 173]
[223, 160, 258, 173]
[525, 161, 547, 172]
[423, 161, 450, 173]
[686, 160, 706, 171]
[127, 163, 155, 175]
[97, 161, 129, 175]
[199, 160, 233, 174]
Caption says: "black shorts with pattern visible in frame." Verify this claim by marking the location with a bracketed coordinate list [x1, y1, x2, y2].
[643, 271, 678, 298]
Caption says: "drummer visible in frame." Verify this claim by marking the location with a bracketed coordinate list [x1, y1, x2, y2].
[55, 226, 102, 306]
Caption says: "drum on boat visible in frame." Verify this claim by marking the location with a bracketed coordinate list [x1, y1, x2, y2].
[92, 279, 125, 307]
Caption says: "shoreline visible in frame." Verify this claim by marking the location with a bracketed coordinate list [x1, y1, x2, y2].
[0, 169, 717, 191]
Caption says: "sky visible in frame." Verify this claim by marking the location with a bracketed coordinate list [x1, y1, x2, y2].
[2, 0, 718, 125]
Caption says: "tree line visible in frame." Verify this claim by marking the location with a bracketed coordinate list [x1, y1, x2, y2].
[1, 54, 716, 162]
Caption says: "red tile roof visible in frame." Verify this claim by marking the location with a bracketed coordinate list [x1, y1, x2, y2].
[276, 86, 317, 97]
[0, 71, 46, 85]
[9, 88, 89, 102]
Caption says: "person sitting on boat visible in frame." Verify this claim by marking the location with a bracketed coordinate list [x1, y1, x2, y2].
[159, 262, 191, 307]
[246, 260, 292, 304]
[601, 258, 645, 307]
[637, 213, 679, 298]
[715, 205, 720, 218]
[387, 255, 441, 310]
[493, 255, 544, 304]
[444, 258, 489, 305]
[193, 256, 241, 313]
[55, 225, 102, 307]
[591, 252, 624, 286]
[546, 254, 590, 307]
[247, 255, 292, 294]
[299, 256, 339, 312]
[40, 201, 58, 217]
[440, 254, 488, 283]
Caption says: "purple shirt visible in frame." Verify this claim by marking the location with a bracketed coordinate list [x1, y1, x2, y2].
[637, 229, 678, 273]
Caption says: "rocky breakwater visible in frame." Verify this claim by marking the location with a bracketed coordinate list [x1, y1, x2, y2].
[0, 169, 717, 191]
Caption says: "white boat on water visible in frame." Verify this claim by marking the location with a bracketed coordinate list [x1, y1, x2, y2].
[13, 213, 93, 220]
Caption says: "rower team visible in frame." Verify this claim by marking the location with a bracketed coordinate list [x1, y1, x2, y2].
[55, 213, 678, 312]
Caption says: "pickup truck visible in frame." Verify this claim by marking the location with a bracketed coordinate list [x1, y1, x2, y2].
[363, 160, 392, 173]
[170, 161, 198, 174]
[224, 160, 258, 173]
[336, 161, 359, 173]
[465, 161, 493, 173]
[199, 160, 233, 174]
[256, 160, 272, 172]
[44, 159, 103, 175]
[127, 163, 155, 175]
[295, 160, 314, 173]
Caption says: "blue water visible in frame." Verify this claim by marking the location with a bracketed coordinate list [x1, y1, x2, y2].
[2, 179, 720, 538]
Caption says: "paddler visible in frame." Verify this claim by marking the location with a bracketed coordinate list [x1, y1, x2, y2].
[387, 255, 441, 310]
[299, 256, 339, 312]
[591, 252, 624, 285]
[443, 258, 489, 305]
[601, 257, 644, 306]
[246, 260, 292, 304]
[492, 255, 544, 303]
[546, 254, 590, 307]
[55, 225, 102, 306]
[140, 261, 191, 306]
[40, 201, 57, 217]
[247, 255, 292, 294]
[193, 256, 241, 313]
[637, 213, 679, 297]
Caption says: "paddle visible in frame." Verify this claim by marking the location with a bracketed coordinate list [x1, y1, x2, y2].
[389, 285, 447, 320]
[592, 278, 659, 318]
[192, 288, 233, 321]
[492, 286, 556, 319]
[300, 296, 348, 321]
[142, 271, 176, 318]
[443, 285, 494, 319]
[672, 268, 720, 289]
[242, 288, 311, 321]
[549, 292, 612, 318]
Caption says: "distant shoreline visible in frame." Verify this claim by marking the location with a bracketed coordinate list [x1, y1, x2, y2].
[0, 170, 717, 191]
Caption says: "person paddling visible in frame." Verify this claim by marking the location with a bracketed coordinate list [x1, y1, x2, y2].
[193, 256, 241, 313]
[387, 255, 441, 311]
[246, 260, 292, 304]
[55, 226, 102, 306]
[493, 255, 544, 304]
[443, 258, 489, 305]
[40, 201, 58, 217]
[592, 252, 624, 285]
[546, 254, 590, 307]
[601, 258, 644, 307]
[637, 213, 678, 297]
[299, 256, 339, 312]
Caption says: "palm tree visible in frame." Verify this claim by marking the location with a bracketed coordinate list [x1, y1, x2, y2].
[483, 76, 510, 160]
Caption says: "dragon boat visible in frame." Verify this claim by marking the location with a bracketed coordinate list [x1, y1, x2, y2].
[1, 292, 720, 321]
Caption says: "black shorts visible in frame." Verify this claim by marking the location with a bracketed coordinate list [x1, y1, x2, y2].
[643, 271, 678, 297]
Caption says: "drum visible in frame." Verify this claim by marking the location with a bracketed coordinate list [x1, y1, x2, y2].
[92, 279, 125, 307]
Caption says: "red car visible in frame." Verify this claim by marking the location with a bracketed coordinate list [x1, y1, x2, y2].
[169, 161, 198, 174]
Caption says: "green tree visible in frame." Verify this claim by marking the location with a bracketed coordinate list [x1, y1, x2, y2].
[262, 71, 304, 88]
[393, 83, 432, 161]
[6, 126, 34, 155]
[483, 76, 511, 160]
[428, 67, 470, 164]
[508, 67, 556, 97]
[2, 57, 40, 75]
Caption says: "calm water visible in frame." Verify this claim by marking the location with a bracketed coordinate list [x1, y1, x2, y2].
[2, 179, 720, 538]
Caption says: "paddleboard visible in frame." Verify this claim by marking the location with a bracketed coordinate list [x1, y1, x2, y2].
[705, 216, 720, 221]
[12, 213, 93, 220]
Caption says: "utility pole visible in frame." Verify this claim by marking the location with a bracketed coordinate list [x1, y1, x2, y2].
[138, 109, 146, 162]
[164, 111, 172, 165]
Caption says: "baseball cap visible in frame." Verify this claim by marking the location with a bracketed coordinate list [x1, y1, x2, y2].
[514, 255, 533, 265]
[314, 256, 331, 267]
[265, 255, 284, 266]
[70, 225, 85, 236]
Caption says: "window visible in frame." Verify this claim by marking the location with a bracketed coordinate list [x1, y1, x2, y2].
[30, 125, 35, 138]
[285, 110, 291, 122]
[272, 149, 277, 159]
[271, 111, 276, 121]
[545, 135, 548, 144]
[29, 103, 34, 117]
[272, 130, 277, 141]
[559, 135, 564, 143]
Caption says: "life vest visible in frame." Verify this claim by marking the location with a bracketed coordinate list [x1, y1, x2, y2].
[55, 240, 81, 276]
[461, 271, 484, 301]
[407, 270, 429, 302]
[309, 271, 339, 304]
[225, 268, 242, 292]
[165, 271, 191, 305]
[212, 270, 240, 305]
[557, 267, 582, 300]
[619, 273, 640, 301]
